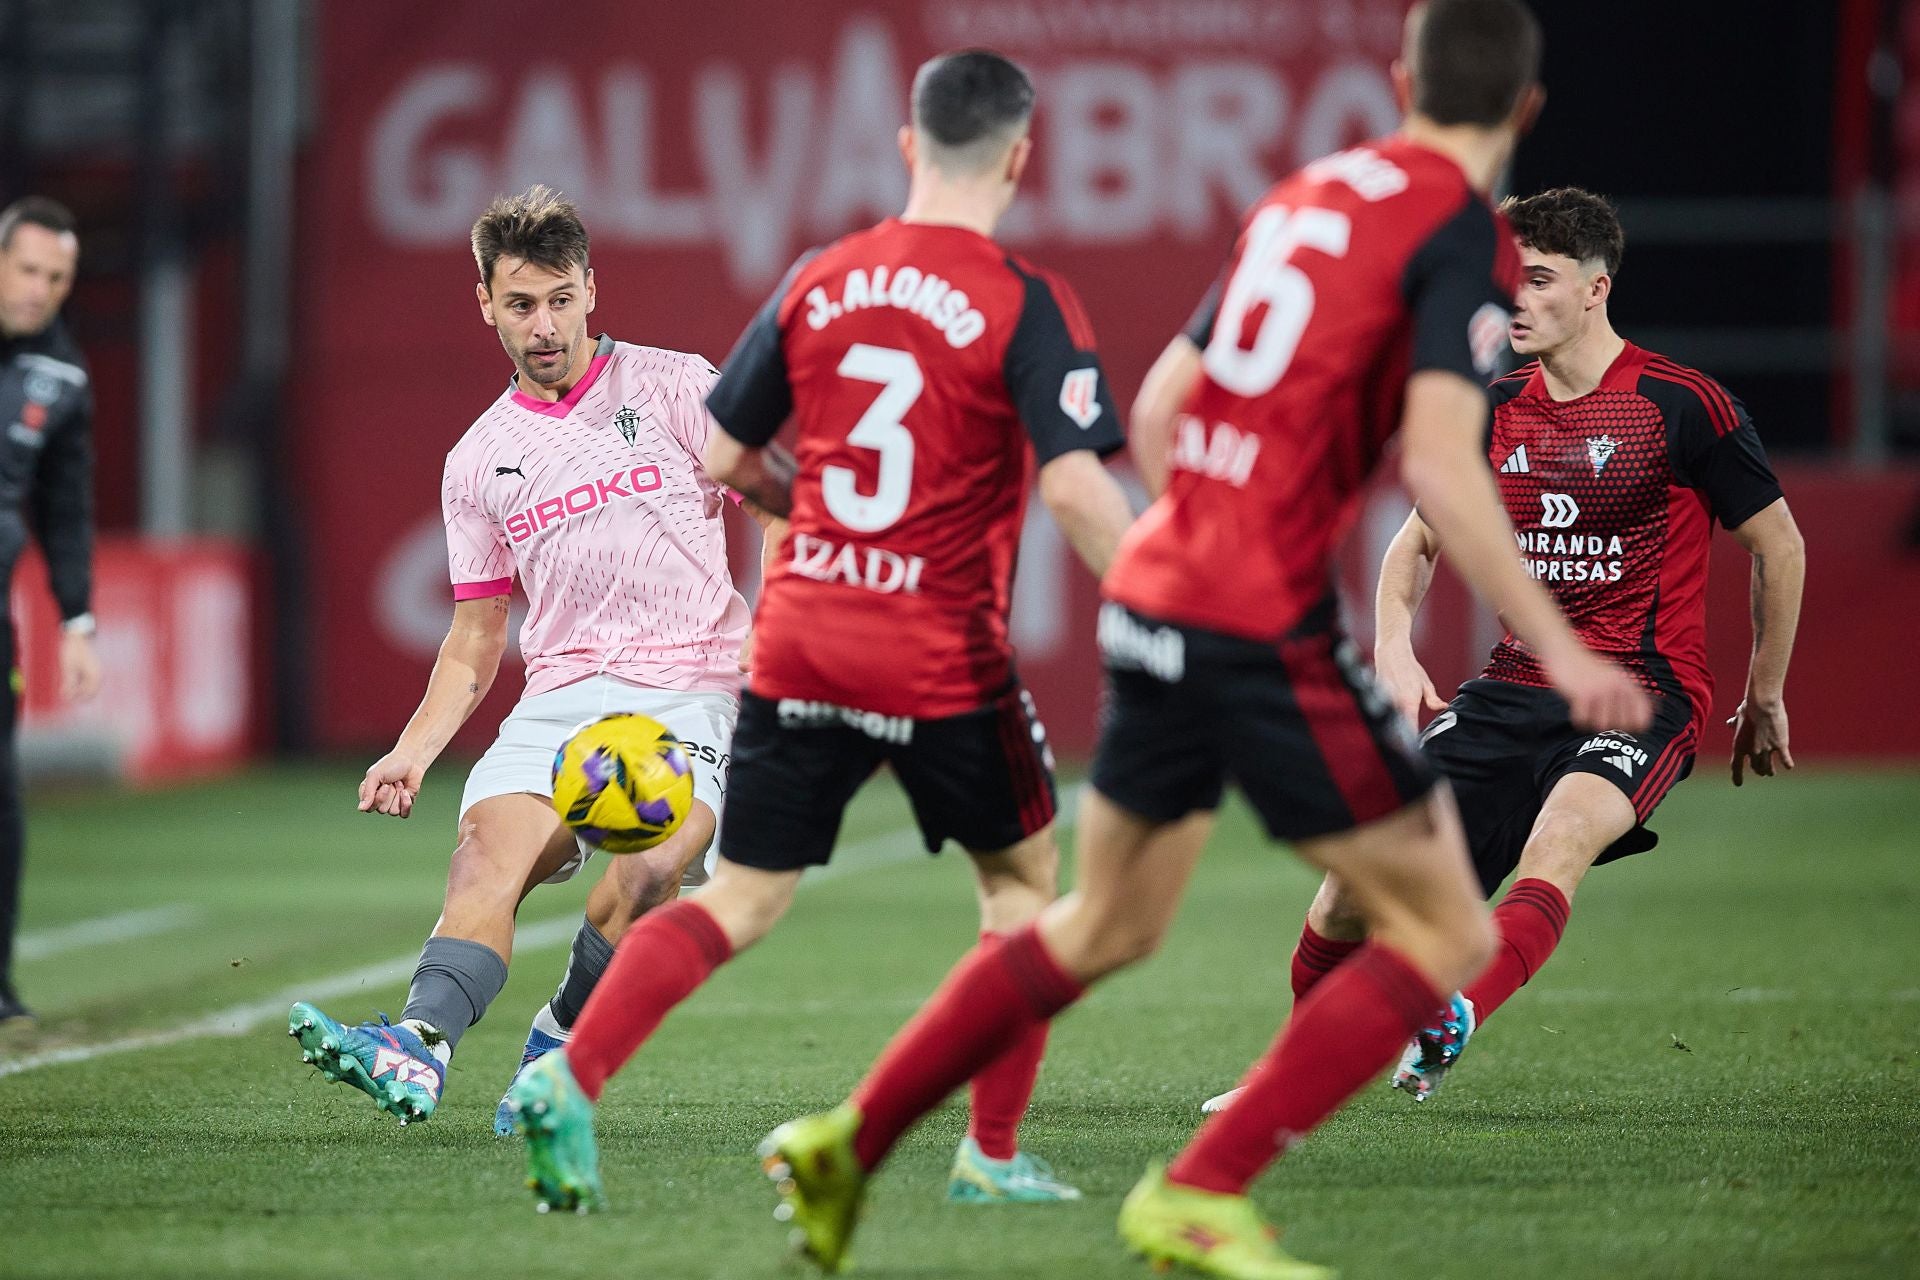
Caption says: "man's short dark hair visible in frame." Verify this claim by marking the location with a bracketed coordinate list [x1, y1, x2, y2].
[911, 50, 1034, 170]
[1408, 0, 1542, 128]
[1503, 187, 1625, 276]
[471, 185, 589, 289]
[0, 196, 78, 251]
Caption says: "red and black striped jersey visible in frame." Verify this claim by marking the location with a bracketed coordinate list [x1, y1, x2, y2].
[1480, 341, 1782, 725]
[1104, 135, 1522, 640]
[707, 218, 1124, 719]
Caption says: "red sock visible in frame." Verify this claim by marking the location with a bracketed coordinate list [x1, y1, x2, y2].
[564, 899, 732, 1101]
[966, 932, 1051, 1160]
[1290, 920, 1363, 1003]
[851, 926, 1082, 1171]
[1462, 878, 1569, 1024]
[1168, 944, 1440, 1196]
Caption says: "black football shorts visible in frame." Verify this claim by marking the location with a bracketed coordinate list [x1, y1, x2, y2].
[1419, 677, 1700, 896]
[1090, 602, 1436, 842]
[718, 683, 1057, 871]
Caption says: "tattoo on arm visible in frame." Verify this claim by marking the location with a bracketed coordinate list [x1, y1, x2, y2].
[468, 682, 480, 693]
[1750, 553, 1767, 646]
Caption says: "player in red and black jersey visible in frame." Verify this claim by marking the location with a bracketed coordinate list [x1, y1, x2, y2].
[763, 7, 1652, 1277]
[1237, 187, 1806, 1109]
[504, 50, 1134, 1214]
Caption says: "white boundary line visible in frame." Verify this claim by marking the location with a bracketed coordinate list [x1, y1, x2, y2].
[0, 789, 1083, 1081]
[17, 904, 206, 961]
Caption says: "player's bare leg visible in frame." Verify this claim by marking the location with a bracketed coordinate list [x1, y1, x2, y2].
[290, 793, 569, 1124]
[494, 802, 718, 1134]
[947, 826, 1081, 1201]
[1390, 772, 1634, 1098]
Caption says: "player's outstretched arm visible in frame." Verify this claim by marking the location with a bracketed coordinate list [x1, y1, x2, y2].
[1130, 336, 1202, 497]
[705, 435, 795, 519]
[1726, 498, 1805, 784]
[358, 594, 512, 818]
[1373, 511, 1448, 726]
[1039, 449, 1135, 578]
[1399, 369, 1651, 734]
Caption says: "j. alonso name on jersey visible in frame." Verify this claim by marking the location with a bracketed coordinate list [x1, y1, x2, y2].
[802, 265, 987, 348]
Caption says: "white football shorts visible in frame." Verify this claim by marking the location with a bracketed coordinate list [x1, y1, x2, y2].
[461, 676, 738, 885]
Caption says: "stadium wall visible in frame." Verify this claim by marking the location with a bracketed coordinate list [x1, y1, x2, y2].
[289, 3, 1915, 763]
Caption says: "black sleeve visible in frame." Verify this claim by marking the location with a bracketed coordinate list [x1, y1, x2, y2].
[1402, 196, 1509, 384]
[1666, 382, 1784, 530]
[706, 253, 815, 447]
[1003, 268, 1126, 465]
[31, 377, 94, 620]
[1183, 277, 1224, 348]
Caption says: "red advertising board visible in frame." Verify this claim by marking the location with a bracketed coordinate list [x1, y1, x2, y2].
[293, 0, 1412, 751]
[296, 5, 1918, 766]
[13, 539, 255, 784]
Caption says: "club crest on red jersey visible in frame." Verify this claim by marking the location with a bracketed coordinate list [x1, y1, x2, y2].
[1058, 367, 1103, 429]
[1586, 434, 1617, 474]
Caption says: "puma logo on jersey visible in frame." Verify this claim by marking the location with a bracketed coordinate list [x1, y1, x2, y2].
[1059, 368, 1103, 429]
[1499, 445, 1530, 474]
[1540, 492, 1580, 528]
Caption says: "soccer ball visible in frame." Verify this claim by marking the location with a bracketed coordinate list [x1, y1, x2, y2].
[550, 713, 696, 853]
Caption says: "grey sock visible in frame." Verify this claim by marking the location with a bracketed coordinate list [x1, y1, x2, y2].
[547, 916, 616, 1030]
[400, 936, 508, 1051]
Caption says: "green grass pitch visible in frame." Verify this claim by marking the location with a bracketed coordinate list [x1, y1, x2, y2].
[2, 764, 1916, 1279]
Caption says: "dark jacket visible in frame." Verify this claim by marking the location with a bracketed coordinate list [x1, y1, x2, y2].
[0, 316, 92, 625]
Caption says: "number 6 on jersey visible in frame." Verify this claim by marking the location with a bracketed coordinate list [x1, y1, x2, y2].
[1203, 206, 1352, 398]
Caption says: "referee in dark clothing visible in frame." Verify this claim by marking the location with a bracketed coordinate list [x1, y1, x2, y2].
[0, 196, 101, 1025]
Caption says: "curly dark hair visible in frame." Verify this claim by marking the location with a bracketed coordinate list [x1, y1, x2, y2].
[1501, 187, 1625, 276]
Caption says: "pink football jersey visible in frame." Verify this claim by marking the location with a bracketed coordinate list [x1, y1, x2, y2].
[442, 336, 749, 697]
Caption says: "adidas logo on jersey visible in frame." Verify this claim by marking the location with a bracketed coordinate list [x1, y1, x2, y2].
[1603, 753, 1637, 777]
[1499, 445, 1530, 474]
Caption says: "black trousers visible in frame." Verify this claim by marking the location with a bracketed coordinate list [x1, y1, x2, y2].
[0, 623, 21, 993]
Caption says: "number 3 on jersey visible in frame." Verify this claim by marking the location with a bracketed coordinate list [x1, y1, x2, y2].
[1203, 206, 1352, 397]
[824, 344, 921, 533]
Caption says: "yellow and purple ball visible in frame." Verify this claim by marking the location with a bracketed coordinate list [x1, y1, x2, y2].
[549, 713, 696, 853]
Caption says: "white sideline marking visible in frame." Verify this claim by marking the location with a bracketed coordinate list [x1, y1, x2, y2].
[17, 904, 205, 961]
[0, 788, 1083, 1080]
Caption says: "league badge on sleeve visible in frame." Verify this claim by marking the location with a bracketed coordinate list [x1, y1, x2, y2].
[1468, 303, 1511, 377]
[1059, 368, 1103, 429]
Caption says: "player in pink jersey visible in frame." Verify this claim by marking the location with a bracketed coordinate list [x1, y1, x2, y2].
[287, 187, 774, 1133]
